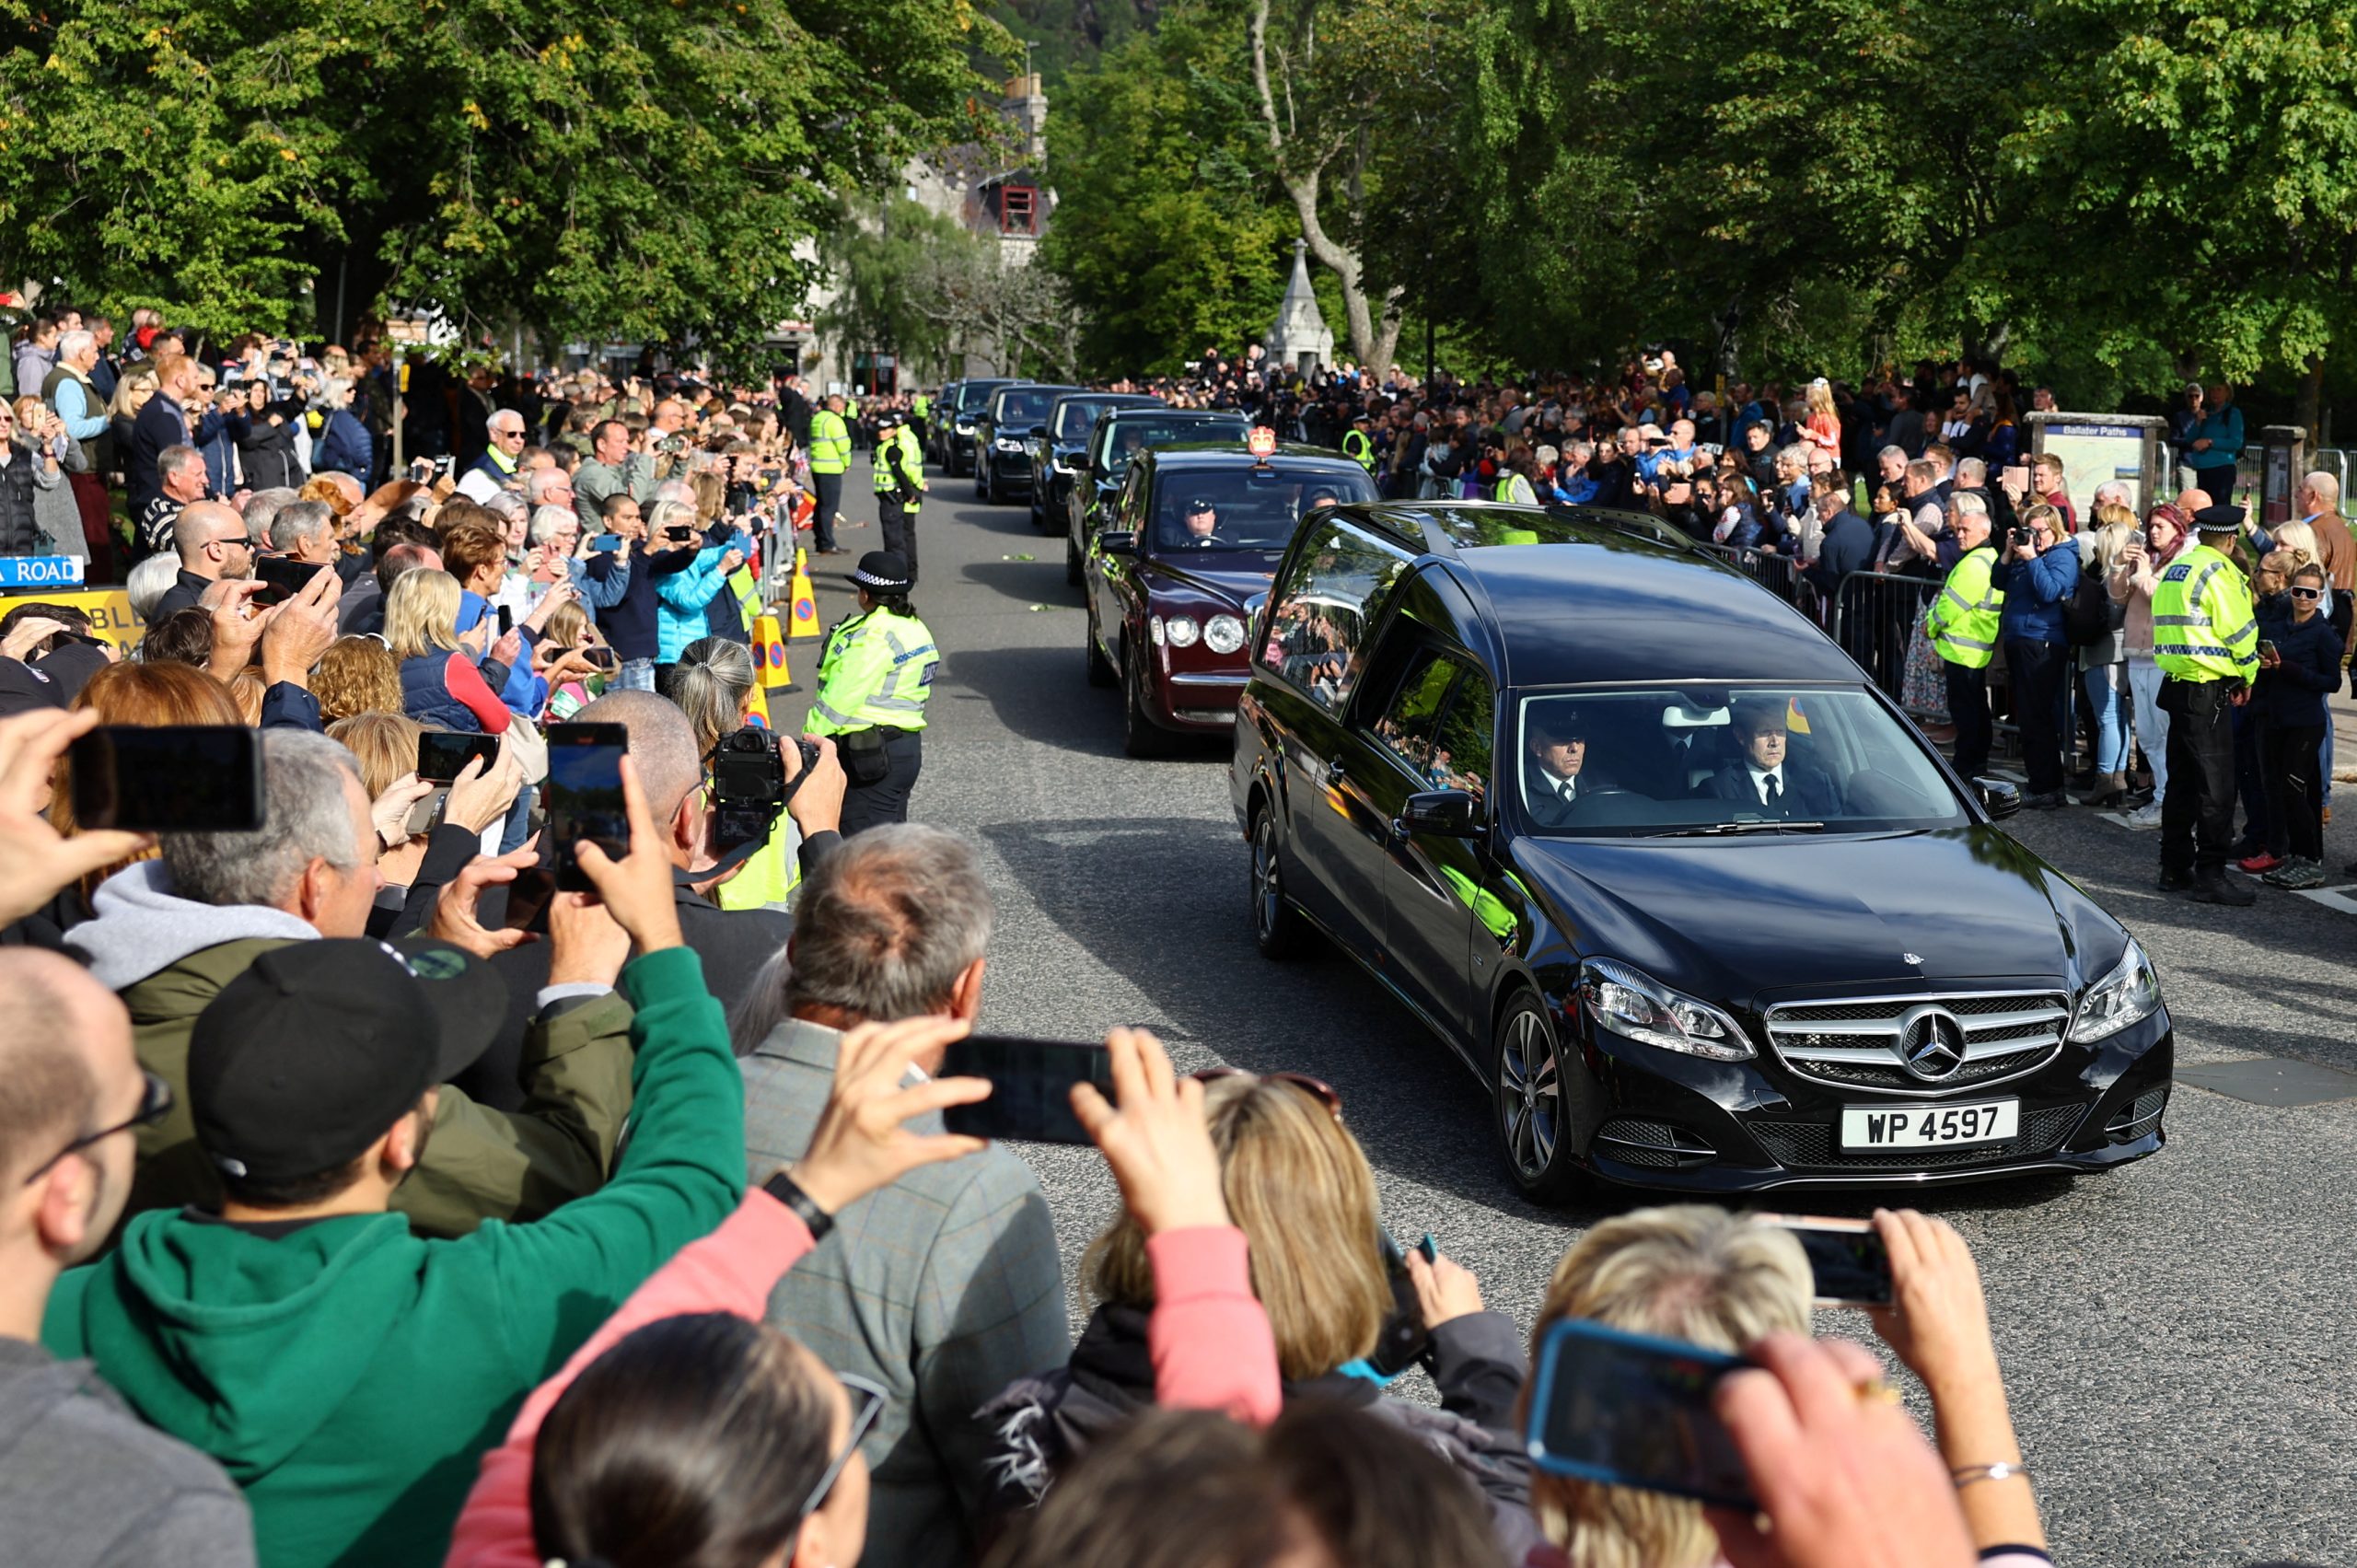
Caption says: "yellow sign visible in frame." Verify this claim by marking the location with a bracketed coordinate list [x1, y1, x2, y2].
[2, 586, 145, 653]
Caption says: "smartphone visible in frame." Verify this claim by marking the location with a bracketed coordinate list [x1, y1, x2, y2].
[1367, 1229, 1441, 1378]
[1755, 1214, 1893, 1307]
[503, 864, 558, 934]
[543, 722, 631, 892]
[589, 534, 622, 553]
[1525, 1318, 1755, 1510]
[416, 731, 501, 784]
[583, 645, 619, 671]
[496, 604, 514, 637]
[252, 554, 324, 605]
[2259, 638, 2279, 661]
[935, 1035, 1116, 1144]
[71, 726, 263, 832]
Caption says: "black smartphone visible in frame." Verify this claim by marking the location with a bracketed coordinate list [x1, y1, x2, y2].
[1525, 1318, 1755, 1510]
[1367, 1229, 1439, 1378]
[936, 1035, 1116, 1144]
[543, 722, 631, 892]
[1756, 1214, 1893, 1307]
[583, 645, 619, 671]
[71, 726, 263, 832]
[415, 731, 501, 784]
[252, 554, 323, 605]
[503, 864, 558, 934]
[496, 604, 514, 637]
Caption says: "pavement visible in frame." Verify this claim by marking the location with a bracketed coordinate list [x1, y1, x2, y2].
[775, 456, 2357, 1568]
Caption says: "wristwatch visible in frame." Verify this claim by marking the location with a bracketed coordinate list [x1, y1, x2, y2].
[762, 1168, 835, 1243]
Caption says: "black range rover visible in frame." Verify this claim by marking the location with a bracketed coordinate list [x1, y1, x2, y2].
[1230, 501, 2172, 1201]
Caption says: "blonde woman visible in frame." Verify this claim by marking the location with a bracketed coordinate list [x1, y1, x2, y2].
[2077, 502, 2137, 805]
[1801, 377, 1840, 454]
[660, 635, 799, 910]
[385, 568, 510, 734]
[1518, 1207, 2048, 1568]
[978, 1071, 1530, 1541]
[328, 709, 524, 933]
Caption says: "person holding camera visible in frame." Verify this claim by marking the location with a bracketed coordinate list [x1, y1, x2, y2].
[1991, 503, 2080, 807]
[806, 551, 936, 835]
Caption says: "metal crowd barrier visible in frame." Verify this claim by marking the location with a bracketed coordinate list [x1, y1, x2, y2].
[1696, 540, 1942, 714]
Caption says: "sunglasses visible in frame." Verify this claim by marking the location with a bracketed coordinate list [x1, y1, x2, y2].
[22, 1071, 173, 1185]
[796, 1372, 887, 1521]
[1191, 1067, 1344, 1121]
[2291, 587, 2325, 600]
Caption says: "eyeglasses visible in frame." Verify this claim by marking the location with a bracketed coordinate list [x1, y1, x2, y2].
[796, 1372, 888, 1521]
[215, 535, 254, 550]
[21, 1071, 173, 1186]
[1191, 1067, 1344, 1121]
[2291, 587, 2325, 600]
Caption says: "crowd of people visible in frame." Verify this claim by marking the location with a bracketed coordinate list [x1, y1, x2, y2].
[0, 310, 2328, 1566]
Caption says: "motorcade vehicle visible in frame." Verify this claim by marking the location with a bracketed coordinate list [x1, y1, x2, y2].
[1028, 391, 1163, 533]
[944, 378, 1019, 478]
[1230, 500, 2173, 1202]
[1086, 436, 1377, 756]
[974, 383, 1080, 505]
[1064, 408, 1252, 584]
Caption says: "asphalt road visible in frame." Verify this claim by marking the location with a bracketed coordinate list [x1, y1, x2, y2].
[779, 457, 2357, 1568]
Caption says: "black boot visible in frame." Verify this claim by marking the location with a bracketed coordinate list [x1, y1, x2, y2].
[2189, 868, 2256, 907]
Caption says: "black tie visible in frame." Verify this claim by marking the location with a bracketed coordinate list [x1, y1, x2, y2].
[1764, 775, 1782, 812]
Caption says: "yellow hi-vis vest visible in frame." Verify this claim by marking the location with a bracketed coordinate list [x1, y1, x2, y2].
[873, 427, 926, 506]
[807, 608, 938, 735]
[1926, 545, 2003, 669]
[809, 410, 853, 474]
[1342, 427, 1374, 470]
[2153, 541, 2259, 683]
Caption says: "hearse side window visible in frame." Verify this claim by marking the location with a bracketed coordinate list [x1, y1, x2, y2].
[1370, 652, 1455, 779]
[1259, 523, 1415, 713]
[1431, 666, 1495, 807]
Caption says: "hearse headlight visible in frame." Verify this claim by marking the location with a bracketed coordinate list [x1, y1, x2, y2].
[1578, 958, 1754, 1061]
[1203, 614, 1247, 655]
[1164, 615, 1201, 648]
[2069, 939, 2161, 1044]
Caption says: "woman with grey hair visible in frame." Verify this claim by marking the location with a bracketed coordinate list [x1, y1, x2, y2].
[311, 377, 374, 481]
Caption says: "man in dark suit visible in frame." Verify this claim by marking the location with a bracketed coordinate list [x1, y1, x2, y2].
[1802, 478, 1876, 596]
[1524, 703, 1605, 826]
[1706, 699, 1841, 818]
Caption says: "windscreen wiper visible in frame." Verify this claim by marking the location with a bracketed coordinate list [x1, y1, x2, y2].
[1647, 820, 1829, 838]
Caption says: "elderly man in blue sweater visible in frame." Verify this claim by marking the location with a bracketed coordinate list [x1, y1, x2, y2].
[1991, 500, 2082, 807]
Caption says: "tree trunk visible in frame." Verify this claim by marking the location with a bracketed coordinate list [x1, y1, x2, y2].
[2296, 352, 2325, 444]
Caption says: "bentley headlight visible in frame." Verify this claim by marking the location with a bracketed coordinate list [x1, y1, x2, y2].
[1203, 614, 1246, 655]
[2069, 939, 2161, 1043]
[1578, 958, 1754, 1061]
[1165, 615, 1201, 648]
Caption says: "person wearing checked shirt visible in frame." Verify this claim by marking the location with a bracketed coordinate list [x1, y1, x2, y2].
[2152, 504, 2262, 906]
[806, 551, 938, 835]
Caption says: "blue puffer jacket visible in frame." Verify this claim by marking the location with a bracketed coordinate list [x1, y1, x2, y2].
[1991, 536, 2081, 645]
[655, 528, 749, 664]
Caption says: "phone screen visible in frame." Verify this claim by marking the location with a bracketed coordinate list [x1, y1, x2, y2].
[1758, 1215, 1893, 1307]
[935, 1036, 1116, 1144]
[416, 732, 501, 784]
[71, 726, 264, 832]
[543, 723, 630, 891]
[496, 604, 515, 637]
[253, 555, 321, 605]
[1526, 1318, 1755, 1510]
[503, 864, 558, 933]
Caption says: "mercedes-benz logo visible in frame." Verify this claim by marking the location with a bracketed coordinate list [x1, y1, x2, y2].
[1895, 1005, 1967, 1082]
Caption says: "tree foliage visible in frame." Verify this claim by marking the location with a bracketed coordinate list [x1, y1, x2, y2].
[0, 0, 1015, 365]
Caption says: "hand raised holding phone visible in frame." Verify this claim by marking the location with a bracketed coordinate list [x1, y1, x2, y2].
[563, 750, 685, 954]
[781, 1016, 992, 1214]
[1070, 1028, 1229, 1236]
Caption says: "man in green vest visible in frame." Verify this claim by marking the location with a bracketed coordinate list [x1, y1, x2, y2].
[872, 409, 928, 583]
[910, 389, 932, 453]
[1341, 410, 1375, 471]
[1923, 494, 2003, 780]
[807, 550, 937, 833]
[2153, 504, 2260, 904]
[807, 392, 853, 555]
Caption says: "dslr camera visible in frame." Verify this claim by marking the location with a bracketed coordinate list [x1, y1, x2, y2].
[2008, 525, 2033, 549]
[708, 727, 820, 853]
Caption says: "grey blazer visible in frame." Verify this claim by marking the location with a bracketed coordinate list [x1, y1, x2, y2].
[742, 1018, 1069, 1568]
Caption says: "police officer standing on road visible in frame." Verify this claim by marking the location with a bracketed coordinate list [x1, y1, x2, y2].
[807, 550, 937, 834]
[1925, 495, 2004, 781]
[807, 392, 853, 556]
[1341, 410, 1375, 472]
[2154, 504, 2261, 905]
[872, 408, 928, 583]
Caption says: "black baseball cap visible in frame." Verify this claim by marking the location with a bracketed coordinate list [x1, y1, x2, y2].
[188, 939, 506, 1182]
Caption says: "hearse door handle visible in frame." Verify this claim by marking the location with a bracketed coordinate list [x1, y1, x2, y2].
[1325, 755, 1348, 783]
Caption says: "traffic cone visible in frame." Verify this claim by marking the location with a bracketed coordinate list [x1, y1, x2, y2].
[788, 548, 822, 639]
[742, 679, 772, 728]
[753, 611, 794, 701]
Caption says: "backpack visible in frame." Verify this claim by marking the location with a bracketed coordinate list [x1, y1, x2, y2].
[2063, 564, 2119, 647]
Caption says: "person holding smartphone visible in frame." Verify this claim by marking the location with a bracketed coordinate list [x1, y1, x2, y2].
[2250, 560, 2342, 888]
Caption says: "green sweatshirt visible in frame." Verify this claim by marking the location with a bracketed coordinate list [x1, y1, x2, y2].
[41, 947, 745, 1568]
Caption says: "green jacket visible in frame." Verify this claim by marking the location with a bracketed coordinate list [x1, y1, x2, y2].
[44, 947, 745, 1568]
[114, 937, 637, 1241]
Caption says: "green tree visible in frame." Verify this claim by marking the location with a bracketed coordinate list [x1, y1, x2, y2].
[0, 0, 1014, 366]
[1036, 0, 1296, 375]
[817, 197, 973, 382]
